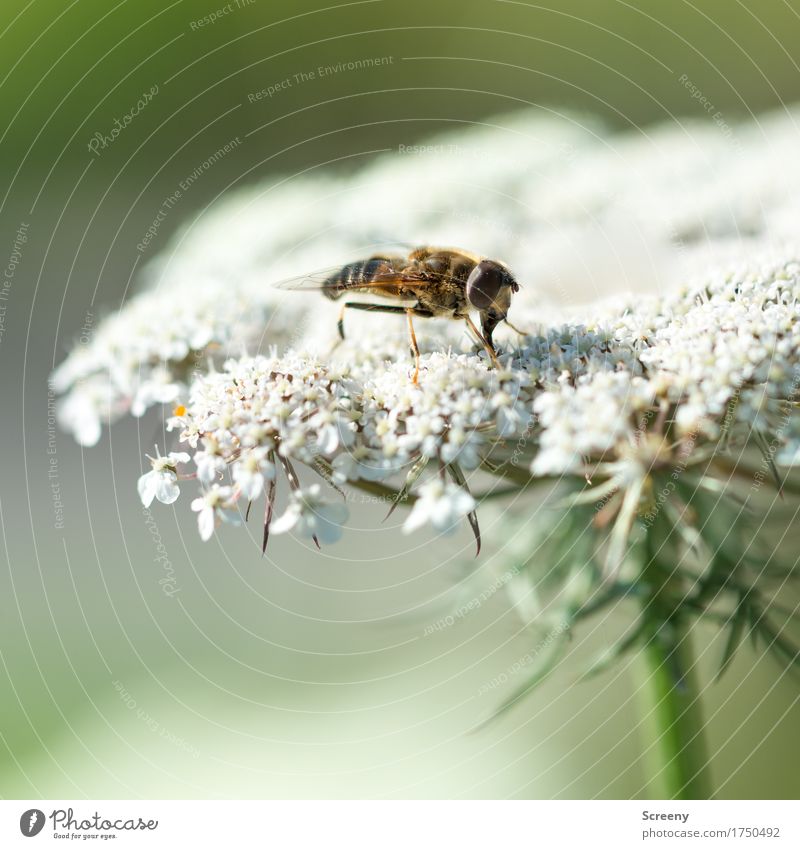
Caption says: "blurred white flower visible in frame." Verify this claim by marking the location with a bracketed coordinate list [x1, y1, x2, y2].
[777, 440, 800, 466]
[331, 445, 399, 483]
[191, 485, 237, 542]
[194, 438, 227, 485]
[54, 377, 112, 447]
[270, 484, 348, 544]
[309, 409, 355, 455]
[232, 449, 275, 500]
[136, 450, 190, 507]
[532, 371, 654, 475]
[130, 368, 181, 417]
[403, 478, 476, 535]
[51, 280, 302, 443]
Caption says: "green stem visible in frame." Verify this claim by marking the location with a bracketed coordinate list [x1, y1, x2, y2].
[346, 477, 418, 505]
[638, 531, 712, 799]
[639, 615, 712, 799]
[344, 476, 522, 506]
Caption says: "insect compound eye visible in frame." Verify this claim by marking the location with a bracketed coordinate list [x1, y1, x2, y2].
[466, 260, 509, 311]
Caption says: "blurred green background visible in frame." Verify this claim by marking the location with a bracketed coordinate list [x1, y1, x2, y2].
[1, 0, 799, 799]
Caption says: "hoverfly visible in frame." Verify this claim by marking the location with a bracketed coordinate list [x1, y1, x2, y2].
[276, 246, 521, 383]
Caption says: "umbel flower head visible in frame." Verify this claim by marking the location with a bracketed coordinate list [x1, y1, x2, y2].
[53, 108, 800, 715]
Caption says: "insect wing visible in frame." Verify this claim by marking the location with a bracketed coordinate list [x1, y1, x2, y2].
[272, 266, 348, 291]
[272, 264, 432, 294]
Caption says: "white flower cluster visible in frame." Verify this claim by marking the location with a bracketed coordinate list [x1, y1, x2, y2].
[54, 105, 800, 544]
[162, 352, 355, 541]
[144, 348, 532, 543]
[127, 250, 800, 544]
[530, 255, 800, 475]
[641, 257, 800, 435]
[532, 372, 654, 475]
[51, 280, 296, 445]
[356, 352, 530, 471]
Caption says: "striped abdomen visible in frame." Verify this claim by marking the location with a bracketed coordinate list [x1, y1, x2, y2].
[322, 257, 400, 301]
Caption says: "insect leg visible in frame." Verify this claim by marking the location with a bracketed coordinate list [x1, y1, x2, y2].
[464, 315, 501, 369]
[406, 308, 421, 384]
[340, 302, 412, 312]
[338, 301, 407, 339]
[340, 302, 432, 382]
[339, 301, 411, 340]
[338, 301, 418, 339]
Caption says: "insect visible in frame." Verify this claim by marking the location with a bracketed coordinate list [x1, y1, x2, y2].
[276, 246, 521, 383]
